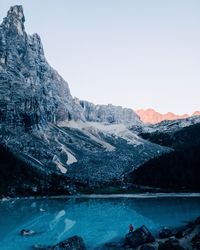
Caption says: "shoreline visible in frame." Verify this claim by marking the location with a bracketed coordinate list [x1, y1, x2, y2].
[1, 192, 200, 201]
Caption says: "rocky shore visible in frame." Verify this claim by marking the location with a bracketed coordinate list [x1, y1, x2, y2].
[31, 216, 200, 250]
[97, 216, 200, 250]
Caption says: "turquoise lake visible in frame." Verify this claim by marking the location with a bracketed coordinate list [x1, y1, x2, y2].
[0, 195, 200, 250]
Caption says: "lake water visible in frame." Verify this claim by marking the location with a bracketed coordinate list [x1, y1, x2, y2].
[0, 194, 200, 250]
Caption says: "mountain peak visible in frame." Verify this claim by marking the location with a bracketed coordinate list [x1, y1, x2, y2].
[2, 5, 25, 36]
[7, 6, 24, 21]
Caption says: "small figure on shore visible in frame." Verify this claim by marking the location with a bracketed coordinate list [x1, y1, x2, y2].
[20, 229, 36, 236]
[129, 224, 134, 233]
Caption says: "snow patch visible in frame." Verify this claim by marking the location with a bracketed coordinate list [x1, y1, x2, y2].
[66, 151, 77, 165]
[53, 155, 67, 174]
[57, 142, 78, 165]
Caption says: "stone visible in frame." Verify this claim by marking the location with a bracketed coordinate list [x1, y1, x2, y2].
[125, 225, 155, 248]
[139, 244, 156, 250]
[158, 227, 173, 239]
[158, 238, 185, 250]
[191, 232, 200, 249]
[20, 229, 36, 236]
[32, 236, 86, 250]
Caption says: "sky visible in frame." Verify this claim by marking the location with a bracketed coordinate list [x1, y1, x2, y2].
[1, 0, 200, 114]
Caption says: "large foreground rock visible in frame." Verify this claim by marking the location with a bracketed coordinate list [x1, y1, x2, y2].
[126, 225, 155, 248]
[33, 236, 86, 250]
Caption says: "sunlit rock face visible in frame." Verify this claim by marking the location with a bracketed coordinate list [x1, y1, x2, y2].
[193, 111, 200, 116]
[136, 108, 200, 124]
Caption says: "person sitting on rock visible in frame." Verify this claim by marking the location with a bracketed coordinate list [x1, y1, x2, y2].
[20, 229, 36, 236]
[129, 224, 134, 233]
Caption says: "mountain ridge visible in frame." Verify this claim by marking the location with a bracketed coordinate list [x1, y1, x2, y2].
[136, 108, 200, 124]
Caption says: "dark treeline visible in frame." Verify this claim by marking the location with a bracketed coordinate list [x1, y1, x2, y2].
[139, 123, 200, 149]
[131, 123, 200, 190]
[131, 145, 200, 189]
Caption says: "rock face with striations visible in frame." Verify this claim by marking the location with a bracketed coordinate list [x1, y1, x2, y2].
[0, 5, 84, 132]
[79, 100, 141, 127]
[0, 6, 169, 197]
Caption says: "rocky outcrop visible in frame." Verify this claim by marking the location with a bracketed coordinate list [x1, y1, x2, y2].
[100, 216, 200, 250]
[126, 226, 155, 248]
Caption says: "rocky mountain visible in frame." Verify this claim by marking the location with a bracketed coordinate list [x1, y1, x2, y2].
[0, 6, 169, 197]
[136, 108, 200, 124]
[79, 100, 141, 127]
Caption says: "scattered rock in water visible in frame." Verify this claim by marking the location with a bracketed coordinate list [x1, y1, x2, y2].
[159, 228, 173, 239]
[32, 236, 86, 250]
[158, 238, 185, 250]
[20, 229, 36, 236]
[126, 225, 155, 248]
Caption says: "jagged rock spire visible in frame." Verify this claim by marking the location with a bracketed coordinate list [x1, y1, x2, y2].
[1, 5, 25, 36]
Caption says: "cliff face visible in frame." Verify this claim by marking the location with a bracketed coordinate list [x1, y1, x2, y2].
[0, 6, 85, 132]
[79, 100, 141, 127]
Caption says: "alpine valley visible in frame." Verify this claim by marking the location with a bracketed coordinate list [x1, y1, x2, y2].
[0, 5, 200, 197]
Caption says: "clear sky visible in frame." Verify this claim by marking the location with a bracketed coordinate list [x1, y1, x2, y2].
[1, 0, 200, 114]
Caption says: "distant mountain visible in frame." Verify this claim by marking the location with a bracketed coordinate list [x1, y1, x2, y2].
[193, 111, 200, 116]
[136, 108, 200, 124]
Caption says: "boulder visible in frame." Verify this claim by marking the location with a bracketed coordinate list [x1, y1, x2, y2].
[126, 225, 155, 248]
[101, 241, 125, 250]
[191, 232, 200, 249]
[158, 238, 185, 250]
[32, 236, 86, 250]
[139, 244, 156, 250]
[159, 228, 173, 239]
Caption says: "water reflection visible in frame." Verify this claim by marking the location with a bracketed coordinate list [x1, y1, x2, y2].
[0, 197, 199, 250]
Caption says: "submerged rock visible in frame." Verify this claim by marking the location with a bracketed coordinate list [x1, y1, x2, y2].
[125, 225, 155, 248]
[139, 244, 156, 250]
[32, 236, 86, 250]
[158, 228, 173, 239]
[20, 229, 36, 236]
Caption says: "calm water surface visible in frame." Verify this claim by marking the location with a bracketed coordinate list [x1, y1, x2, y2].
[0, 195, 200, 250]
